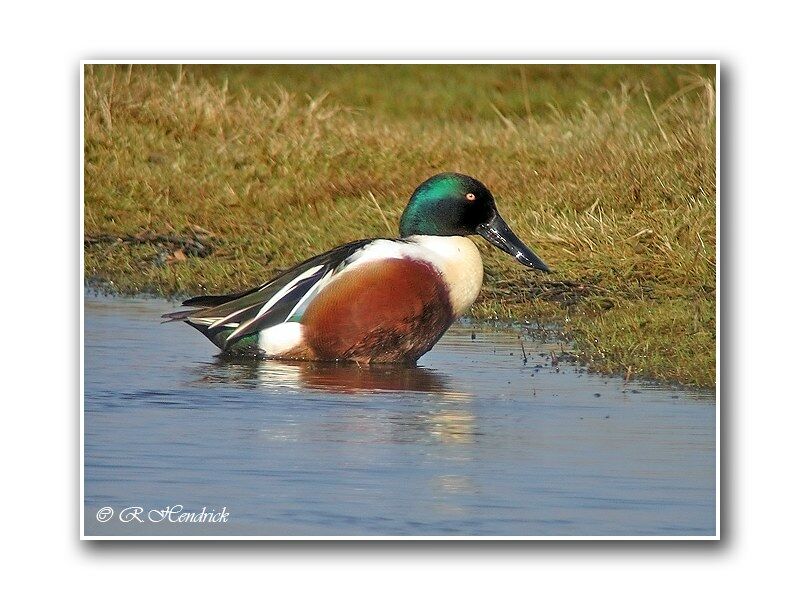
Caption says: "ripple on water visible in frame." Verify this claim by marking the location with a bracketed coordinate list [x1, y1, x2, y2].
[83, 294, 716, 536]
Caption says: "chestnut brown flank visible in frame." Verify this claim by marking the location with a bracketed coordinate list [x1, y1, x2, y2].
[300, 258, 454, 363]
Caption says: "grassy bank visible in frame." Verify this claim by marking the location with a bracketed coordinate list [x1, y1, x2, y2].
[83, 64, 716, 387]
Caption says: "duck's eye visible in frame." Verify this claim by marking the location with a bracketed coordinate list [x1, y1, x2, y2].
[465, 193, 476, 201]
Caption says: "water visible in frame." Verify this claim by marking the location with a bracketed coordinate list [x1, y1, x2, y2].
[83, 294, 716, 536]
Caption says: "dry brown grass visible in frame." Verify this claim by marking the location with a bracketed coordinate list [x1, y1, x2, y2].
[84, 64, 716, 386]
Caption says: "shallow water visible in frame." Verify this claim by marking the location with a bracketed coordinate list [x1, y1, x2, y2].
[83, 294, 716, 536]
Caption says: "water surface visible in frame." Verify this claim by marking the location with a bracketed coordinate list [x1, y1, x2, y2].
[84, 294, 716, 536]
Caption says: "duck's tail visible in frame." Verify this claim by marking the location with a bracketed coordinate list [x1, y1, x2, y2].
[160, 286, 261, 322]
[160, 308, 200, 322]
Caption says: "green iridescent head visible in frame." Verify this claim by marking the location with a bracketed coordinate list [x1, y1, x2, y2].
[399, 172, 550, 272]
[400, 173, 493, 237]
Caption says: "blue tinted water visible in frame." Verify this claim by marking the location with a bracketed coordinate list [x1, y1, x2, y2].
[84, 294, 715, 536]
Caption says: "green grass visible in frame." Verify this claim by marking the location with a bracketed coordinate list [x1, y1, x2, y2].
[84, 64, 716, 387]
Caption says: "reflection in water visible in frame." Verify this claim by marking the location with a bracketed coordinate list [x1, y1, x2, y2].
[193, 355, 469, 399]
[388, 410, 477, 444]
[428, 411, 477, 444]
[84, 295, 717, 535]
[436, 475, 478, 494]
[192, 355, 478, 445]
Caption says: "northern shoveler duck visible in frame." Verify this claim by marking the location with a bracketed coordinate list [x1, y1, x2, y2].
[163, 172, 550, 363]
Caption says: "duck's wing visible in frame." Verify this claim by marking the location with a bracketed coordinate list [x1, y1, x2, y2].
[162, 239, 376, 350]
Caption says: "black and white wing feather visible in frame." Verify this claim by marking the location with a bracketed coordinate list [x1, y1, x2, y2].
[162, 239, 375, 350]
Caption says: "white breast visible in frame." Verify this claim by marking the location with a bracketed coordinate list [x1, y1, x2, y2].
[405, 235, 484, 316]
[330, 235, 484, 317]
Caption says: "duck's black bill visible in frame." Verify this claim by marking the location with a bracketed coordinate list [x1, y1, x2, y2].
[477, 213, 551, 272]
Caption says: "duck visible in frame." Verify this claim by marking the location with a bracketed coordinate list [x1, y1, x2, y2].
[162, 172, 550, 363]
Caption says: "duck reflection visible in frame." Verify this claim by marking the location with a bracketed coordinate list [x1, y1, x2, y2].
[191, 355, 478, 444]
[193, 355, 469, 399]
[387, 409, 477, 445]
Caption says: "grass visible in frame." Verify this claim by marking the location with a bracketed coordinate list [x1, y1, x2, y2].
[83, 64, 716, 387]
